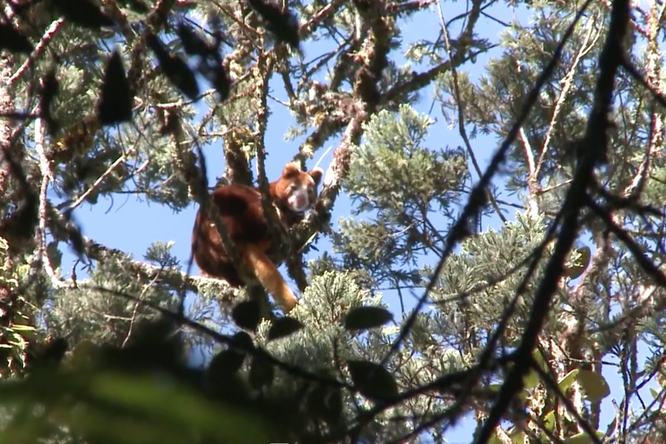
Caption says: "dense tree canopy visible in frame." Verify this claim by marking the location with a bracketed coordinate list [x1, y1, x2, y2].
[1, 0, 665, 443]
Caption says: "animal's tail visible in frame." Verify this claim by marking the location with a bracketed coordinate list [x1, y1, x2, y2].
[241, 244, 298, 313]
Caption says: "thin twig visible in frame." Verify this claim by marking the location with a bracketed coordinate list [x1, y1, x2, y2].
[122, 273, 161, 348]
[8, 18, 65, 86]
[472, 0, 628, 442]
[534, 18, 601, 179]
[34, 105, 68, 289]
[67, 149, 136, 212]
[434, 0, 506, 224]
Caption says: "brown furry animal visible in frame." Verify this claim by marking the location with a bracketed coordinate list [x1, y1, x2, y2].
[191, 162, 324, 313]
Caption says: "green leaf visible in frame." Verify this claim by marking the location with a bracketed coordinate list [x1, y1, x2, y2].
[229, 331, 255, 352]
[487, 435, 502, 444]
[346, 360, 398, 401]
[247, 0, 300, 50]
[97, 50, 134, 126]
[31, 337, 69, 369]
[532, 348, 548, 372]
[231, 300, 262, 332]
[0, 23, 33, 54]
[543, 410, 556, 431]
[267, 317, 304, 341]
[206, 331, 254, 378]
[558, 368, 609, 403]
[146, 32, 200, 101]
[307, 383, 343, 426]
[0, 370, 275, 444]
[511, 431, 526, 444]
[208, 349, 246, 378]
[52, 0, 116, 30]
[576, 369, 610, 402]
[563, 431, 604, 444]
[343, 306, 393, 331]
[10, 324, 36, 332]
[249, 349, 275, 389]
[69, 339, 97, 369]
[558, 369, 579, 393]
[40, 67, 60, 136]
[565, 246, 591, 279]
[523, 369, 540, 390]
[176, 22, 213, 58]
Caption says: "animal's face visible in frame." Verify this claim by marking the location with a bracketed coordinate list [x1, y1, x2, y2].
[273, 163, 324, 214]
[286, 180, 316, 213]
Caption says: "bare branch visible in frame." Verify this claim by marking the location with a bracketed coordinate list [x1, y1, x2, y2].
[8, 18, 65, 87]
[435, 0, 506, 223]
[535, 19, 601, 179]
[34, 103, 67, 289]
[46, 201, 241, 307]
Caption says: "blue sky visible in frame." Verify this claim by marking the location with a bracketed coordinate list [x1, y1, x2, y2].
[51, 1, 657, 442]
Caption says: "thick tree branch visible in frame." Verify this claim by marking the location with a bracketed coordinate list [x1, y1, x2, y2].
[45, 201, 240, 308]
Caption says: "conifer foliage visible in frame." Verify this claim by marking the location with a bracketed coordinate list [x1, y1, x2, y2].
[0, 0, 665, 443]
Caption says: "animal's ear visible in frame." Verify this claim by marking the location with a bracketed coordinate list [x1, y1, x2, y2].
[281, 162, 301, 179]
[308, 167, 324, 186]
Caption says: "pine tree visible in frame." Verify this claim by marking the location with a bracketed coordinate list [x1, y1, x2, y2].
[0, 0, 665, 443]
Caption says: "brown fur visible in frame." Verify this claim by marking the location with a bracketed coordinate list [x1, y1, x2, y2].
[191, 162, 324, 313]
